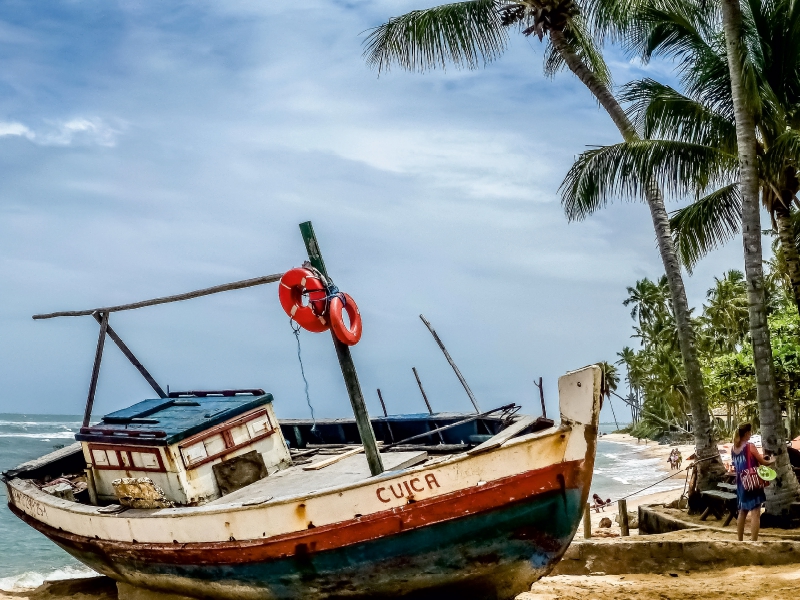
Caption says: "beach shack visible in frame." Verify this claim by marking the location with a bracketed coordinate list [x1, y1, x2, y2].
[75, 390, 291, 505]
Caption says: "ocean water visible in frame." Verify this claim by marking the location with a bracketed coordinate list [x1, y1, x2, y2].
[0, 417, 681, 591]
[0, 414, 95, 591]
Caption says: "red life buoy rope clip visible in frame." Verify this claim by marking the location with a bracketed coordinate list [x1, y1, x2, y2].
[278, 268, 329, 333]
[329, 293, 362, 346]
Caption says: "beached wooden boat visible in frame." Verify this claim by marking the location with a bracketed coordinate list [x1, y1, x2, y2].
[4, 365, 598, 600]
[3, 223, 601, 600]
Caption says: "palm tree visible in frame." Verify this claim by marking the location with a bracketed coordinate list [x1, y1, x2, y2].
[701, 270, 749, 353]
[623, 276, 671, 328]
[597, 360, 621, 428]
[560, 0, 799, 515]
[616, 346, 641, 422]
[363, 0, 722, 488]
[721, 0, 799, 520]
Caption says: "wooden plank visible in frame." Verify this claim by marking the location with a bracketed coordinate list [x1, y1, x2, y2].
[299, 221, 384, 477]
[384, 403, 517, 449]
[213, 452, 427, 505]
[83, 311, 109, 427]
[302, 446, 365, 470]
[33, 273, 283, 320]
[92, 313, 166, 398]
[4, 442, 82, 477]
[468, 415, 536, 455]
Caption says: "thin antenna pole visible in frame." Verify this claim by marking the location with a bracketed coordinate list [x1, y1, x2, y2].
[412, 367, 445, 444]
[377, 388, 388, 417]
[419, 314, 480, 413]
[533, 377, 547, 419]
[412, 367, 434, 414]
[377, 388, 395, 443]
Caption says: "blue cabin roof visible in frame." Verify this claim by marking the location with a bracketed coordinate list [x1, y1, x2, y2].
[75, 393, 273, 447]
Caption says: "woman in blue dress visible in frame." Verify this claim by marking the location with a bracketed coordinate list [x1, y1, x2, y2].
[731, 423, 775, 541]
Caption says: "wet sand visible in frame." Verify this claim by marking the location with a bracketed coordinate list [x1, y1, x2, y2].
[522, 564, 800, 599]
[6, 564, 800, 600]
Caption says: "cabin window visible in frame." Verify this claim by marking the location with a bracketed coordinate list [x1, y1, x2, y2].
[247, 416, 271, 438]
[181, 442, 208, 466]
[230, 424, 250, 446]
[178, 408, 276, 469]
[88, 444, 164, 472]
[131, 451, 160, 470]
[92, 448, 110, 466]
[204, 434, 226, 456]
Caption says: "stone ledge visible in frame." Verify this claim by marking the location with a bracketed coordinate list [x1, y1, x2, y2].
[553, 537, 800, 575]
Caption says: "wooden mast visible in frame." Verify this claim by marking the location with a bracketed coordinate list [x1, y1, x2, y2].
[298, 221, 384, 476]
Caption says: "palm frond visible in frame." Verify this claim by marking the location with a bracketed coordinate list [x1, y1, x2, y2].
[621, 78, 737, 151]
[669, 183, 742, 270]
[763, 128, 800, 180]
[622, 1, 732, 120]
[363, 0, 507, 73]
[560, 139, 738, 221]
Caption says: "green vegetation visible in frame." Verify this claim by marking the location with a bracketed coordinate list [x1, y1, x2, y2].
[364, 0, 800, 516]
[614, 262, 800, 444]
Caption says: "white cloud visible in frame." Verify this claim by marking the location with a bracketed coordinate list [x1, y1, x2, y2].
[0, 118, 122, 147]
[0, 122, 34, 139]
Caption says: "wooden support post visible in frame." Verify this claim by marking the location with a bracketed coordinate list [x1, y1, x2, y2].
[85, 468, 98, 506]
[412, 367, 434, 415]
[583, 502, 592, 539]
[92, 313, 166, 398]
[83, 311, 109, 427]
[618, 499, 629, 536]
[299, 221, 383, 476]
[419, 314, 480, 413]
[534, 377, 547, 419]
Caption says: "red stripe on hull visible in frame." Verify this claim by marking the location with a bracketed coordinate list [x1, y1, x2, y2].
[11, 459, 586, 565]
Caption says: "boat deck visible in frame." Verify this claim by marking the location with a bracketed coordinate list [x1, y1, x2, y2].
[208, 450, 430, 505]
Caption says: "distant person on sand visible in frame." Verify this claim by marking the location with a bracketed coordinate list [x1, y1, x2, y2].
[592, 494, 611, 512]
[667, 448, 683, 470]
[731, 423, 775, 541]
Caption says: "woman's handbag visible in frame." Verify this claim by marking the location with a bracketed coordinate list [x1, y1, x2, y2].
[740, 444, 769, 491]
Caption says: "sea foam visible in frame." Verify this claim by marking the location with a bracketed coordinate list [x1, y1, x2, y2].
[0, 565, 98, 592]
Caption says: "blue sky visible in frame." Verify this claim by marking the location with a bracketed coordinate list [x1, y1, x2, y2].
[0, 1, 745, 423]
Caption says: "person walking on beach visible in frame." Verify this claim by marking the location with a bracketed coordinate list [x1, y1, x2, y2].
[732, 423, 775, 541]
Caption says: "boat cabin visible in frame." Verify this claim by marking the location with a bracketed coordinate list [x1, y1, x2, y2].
[75, 390, 291, 505]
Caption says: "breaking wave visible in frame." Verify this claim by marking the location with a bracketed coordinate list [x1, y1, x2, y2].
[0, 565, 98, 592]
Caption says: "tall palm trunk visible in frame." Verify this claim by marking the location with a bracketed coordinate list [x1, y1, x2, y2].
[550, 29, 724, 488]
[774, 201, 800, 315]
[721, 0, 799, 517]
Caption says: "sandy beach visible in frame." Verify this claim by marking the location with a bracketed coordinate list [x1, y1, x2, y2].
[522, 564, 800, 599]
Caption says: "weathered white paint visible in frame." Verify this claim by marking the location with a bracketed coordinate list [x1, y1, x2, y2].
[7, 366, 601, 547]
[82, 403, 292, 505]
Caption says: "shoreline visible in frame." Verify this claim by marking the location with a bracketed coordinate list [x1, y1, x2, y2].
[587, 433, 696, 532]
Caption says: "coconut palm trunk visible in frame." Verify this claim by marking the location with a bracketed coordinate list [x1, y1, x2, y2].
[721, 0, 799, 517]
[548, 30, 724, 487]
[774, 200, 800, 315]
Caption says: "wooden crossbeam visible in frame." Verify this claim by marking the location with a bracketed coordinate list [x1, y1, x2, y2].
[33, 273, 283, 320]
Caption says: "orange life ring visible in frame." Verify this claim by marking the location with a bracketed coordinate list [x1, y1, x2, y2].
[278, 268, 329, 333]
[329, 293, 362, 345]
